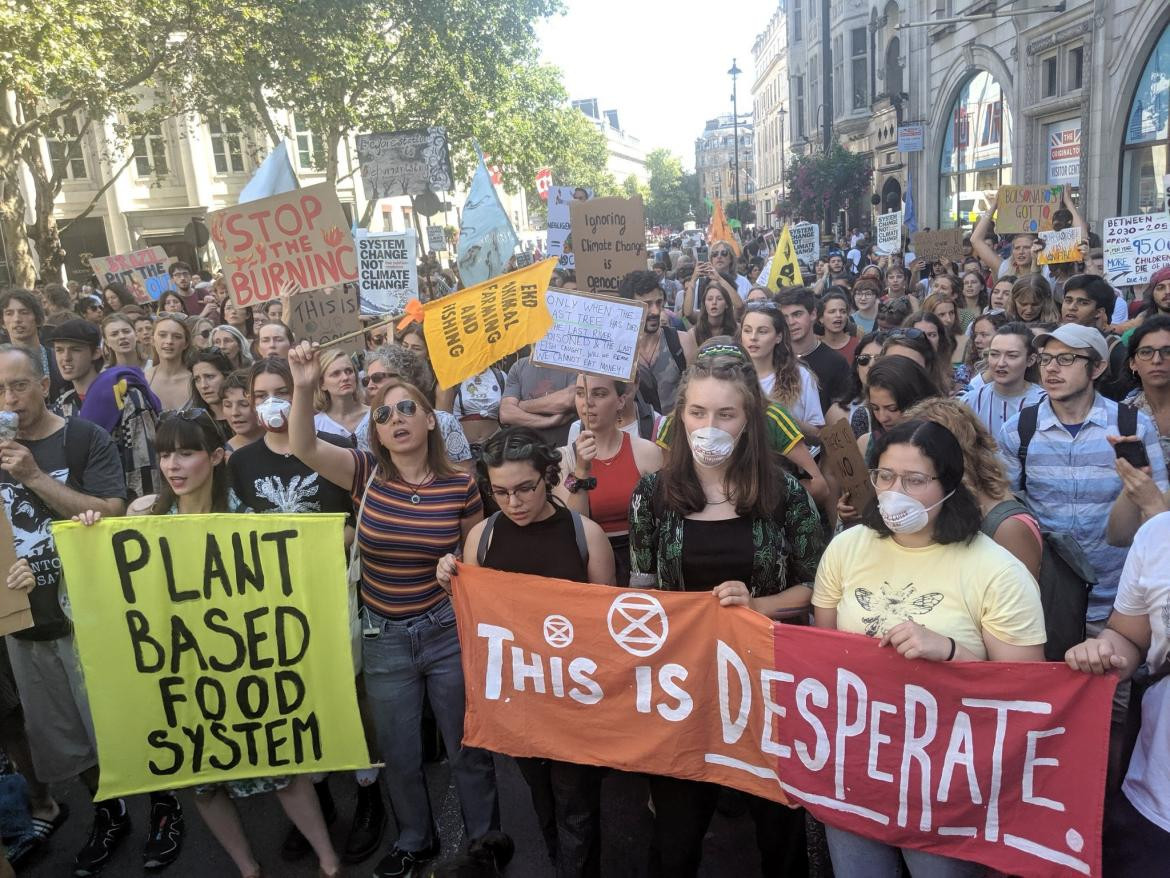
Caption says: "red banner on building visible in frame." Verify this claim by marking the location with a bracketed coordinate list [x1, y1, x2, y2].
[452, 565, 1115, 877]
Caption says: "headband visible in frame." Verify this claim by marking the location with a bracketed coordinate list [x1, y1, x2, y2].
[696, 344, 749, 363]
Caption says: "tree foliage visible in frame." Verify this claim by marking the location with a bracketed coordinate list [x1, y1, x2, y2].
[645, 149, 698, 230]
[777, 142, 872, 227]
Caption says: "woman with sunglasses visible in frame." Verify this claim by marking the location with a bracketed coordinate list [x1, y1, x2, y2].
[313, 348, 369, 445]
[188, 315, 215, 351]
[436, 427, 614, 876]
[814, 419, 1044, 877]
[884, 325, 947, 395]
[287, 341, 500, 876]
[629, 344, 824, 877]
[741, 301, 825, 440]
[875, 295, 913, 332]
[76, 409, 343, 878]
[146, 313, 194, 411]
[846, 331, 888, 438]
[211, 325, 253, 371]
[189, 348, 234, 438]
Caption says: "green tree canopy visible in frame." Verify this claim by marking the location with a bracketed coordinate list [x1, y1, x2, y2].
[778, 142, 872, 228]
[645, 148, 698, 229]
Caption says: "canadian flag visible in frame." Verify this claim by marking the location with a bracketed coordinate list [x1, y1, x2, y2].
[482, 155, 503, 186]
[536, 167, 552, 200]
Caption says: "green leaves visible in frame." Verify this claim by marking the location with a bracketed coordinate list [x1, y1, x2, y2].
[778, 142, 872, 225]
[645, 148, 699, 229]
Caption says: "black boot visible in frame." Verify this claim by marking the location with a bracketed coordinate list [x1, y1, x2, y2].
[342, 782, 387, 863]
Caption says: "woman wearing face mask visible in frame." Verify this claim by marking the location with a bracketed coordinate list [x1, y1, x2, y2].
[286, 342, 499, 876]
[314, 349, 369, 444]
[74, 410, 343, 878]
[818, 290, 860, 362]
[220, 370, 263, 453]
[211, 325, 253, 371]
[255, 320, 295, 360]
[146, 314, 193, 411]
[741, 302, 825, 439]
[436, 428, 613, 877]
[555, 374, 663, 585]
[959, 322, 1045, 438]
[628, 345, 824, 878]
[689, 282, 737, 348]
[813, 420, 1045, 876]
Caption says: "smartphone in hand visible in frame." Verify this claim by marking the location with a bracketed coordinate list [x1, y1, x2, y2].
[1114, 439, 1150, 469]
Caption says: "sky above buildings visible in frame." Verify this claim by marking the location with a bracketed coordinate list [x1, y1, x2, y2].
[536, 0, 780, 171]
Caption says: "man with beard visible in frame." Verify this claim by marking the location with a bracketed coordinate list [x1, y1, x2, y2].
[618, 270, 696, 415]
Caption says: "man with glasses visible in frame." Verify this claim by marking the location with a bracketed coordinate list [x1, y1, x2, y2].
[707, 244, 751, 300]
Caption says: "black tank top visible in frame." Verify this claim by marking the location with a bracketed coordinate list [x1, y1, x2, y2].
[482, 504, 589, 582]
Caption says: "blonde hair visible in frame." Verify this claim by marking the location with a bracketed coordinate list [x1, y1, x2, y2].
[904, 397, 1010, 501]
[313, 348, 361, 412]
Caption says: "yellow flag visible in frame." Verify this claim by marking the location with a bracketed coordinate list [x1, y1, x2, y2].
[706, 200, 741, 257]
[53, 514, 371, 800]
[424, 257, 557, 389]
[765, 225, 804, 291]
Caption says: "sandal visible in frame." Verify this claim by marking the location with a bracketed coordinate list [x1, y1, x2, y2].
[28, 800, 70, 842]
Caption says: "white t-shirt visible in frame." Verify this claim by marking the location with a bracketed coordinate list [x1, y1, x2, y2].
[314, 410, 369, 443]
[1115, 512, 1170, 832]
[735, 274, 752, 300]
[759, 367, 824, 427]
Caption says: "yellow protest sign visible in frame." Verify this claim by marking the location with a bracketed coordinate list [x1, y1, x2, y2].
[423, 257, 557, 389]
[706, 200, 741, 257]
[53, 513, 370, 800]
[765, 225, 803, 291]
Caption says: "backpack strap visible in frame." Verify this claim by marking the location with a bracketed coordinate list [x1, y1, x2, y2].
[981, 498, 1030, 539]
[62, 417, 93, 488]
[662, 326, 687, 375]
[476, 511, 502, 566]
[569, 509, 588, 565]
[1016, 404, 1040, 495]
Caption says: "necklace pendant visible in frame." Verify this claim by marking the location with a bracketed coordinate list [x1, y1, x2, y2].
[410, 493, 421, 505]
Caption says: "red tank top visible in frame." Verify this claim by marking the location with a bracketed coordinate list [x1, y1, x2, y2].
[589, 432, 641, 534]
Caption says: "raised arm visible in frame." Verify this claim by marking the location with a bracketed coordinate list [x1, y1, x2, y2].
[288, 341, 356, 490]
[971, 195, 1004, 276]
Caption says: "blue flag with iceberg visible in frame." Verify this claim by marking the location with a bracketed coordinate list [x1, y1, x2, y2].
[456, 150, 518, 286]
[239, 141, 299, 204]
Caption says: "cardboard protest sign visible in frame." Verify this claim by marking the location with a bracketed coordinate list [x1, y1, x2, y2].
[790, 222, 819, 265]
[426, 225, 447, 252]
[285, 285, 362, 355]
[210, 183, 358, 308]
[1037, 226, 1084, 266]
[819, 419, 875, 512]
[995, 185, 1063, 234]
[1103, 212, 1170, 286]
[772, 624, 1113, 878]
[54, 514, 370, 800]
[570, 195, 647, 296]
[354, 128, 453, 199]
[763, 225, 804, 291]
[454, 564, 1115, 878]
[88, 247, 176, 301]
[356, 230, 417, 316]
[532, 289, 646, 381]
[423, 257, 557, 389]
[876, 211, 903, 256]
[0, 512, 31, 636]
[911, 229, 964, 264]
[547, 186, 592, 271]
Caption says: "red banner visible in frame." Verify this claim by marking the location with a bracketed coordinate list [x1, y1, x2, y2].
[452, 565, 1115, 877]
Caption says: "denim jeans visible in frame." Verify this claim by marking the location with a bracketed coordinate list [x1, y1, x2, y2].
[362, 599, 499, 851]
[824, 824, 985, 877]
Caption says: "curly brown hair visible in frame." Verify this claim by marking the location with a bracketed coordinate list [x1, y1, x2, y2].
[903, 397, 1010, 502]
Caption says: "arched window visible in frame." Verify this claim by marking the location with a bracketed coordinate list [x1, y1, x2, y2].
[1121, 21, 1170, 214]
[938, 72, 1013, 229]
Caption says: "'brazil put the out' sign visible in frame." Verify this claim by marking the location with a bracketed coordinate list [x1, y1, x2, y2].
[54, 514, 370, 799]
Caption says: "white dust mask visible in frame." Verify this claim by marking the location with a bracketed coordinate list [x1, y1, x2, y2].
[686, 426, 740, 468]
[877, 489, 954, 534]
[255, 396, 291, 432]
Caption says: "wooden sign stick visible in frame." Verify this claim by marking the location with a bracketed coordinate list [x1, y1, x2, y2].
[318, 313, 401, 350]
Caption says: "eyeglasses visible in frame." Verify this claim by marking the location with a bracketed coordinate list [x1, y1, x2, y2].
[1038, 352, 1094, 367]
[709, 249, 732, 258]
[489, 482, 542, 501]
[855, 353, 878, 366]
[372, 399, 419, 423]
[869, 468, 939, 493]
[1134, 346, 1170, 362]
[361, 371, 392, 388]
[886, 328, 925, 341]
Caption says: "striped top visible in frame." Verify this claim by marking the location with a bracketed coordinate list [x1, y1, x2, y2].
[960, 382, 1047, 439]
[349, 449, 482, 618]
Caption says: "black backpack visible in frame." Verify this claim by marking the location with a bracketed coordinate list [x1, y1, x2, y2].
[992, 402, 1139, 661]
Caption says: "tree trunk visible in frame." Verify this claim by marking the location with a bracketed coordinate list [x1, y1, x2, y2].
[0, 175, 37, 287]
[22, 144, 66, 277]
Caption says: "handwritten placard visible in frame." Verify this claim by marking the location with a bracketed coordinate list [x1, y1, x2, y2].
[88, 247, 176, 301]
[995, 185, 1063, 234]
[570, 195, 647, 296]
[355, 128, 453, 199]
[1037, 226, 1083, 265]
[819, 418, 875, 511]
[426, 225, 447, 252]
[910, 229, 964, 264]
[356, 230, 417, 316]
[532, 288, 647, 382]
[1103, 212, 1170, 286]
[285, 285, 362, 355]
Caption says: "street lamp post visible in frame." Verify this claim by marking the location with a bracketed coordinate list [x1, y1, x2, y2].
[778, 106, 787, 208]
[729, 59, 741, 227]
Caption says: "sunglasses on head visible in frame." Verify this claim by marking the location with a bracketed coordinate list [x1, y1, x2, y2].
[160, 407, 211, 423]
[373, 399, 419, 423]
[886, 328, 925, 341]
[745, 301, 780, 313]
[855, 353, 878, 366]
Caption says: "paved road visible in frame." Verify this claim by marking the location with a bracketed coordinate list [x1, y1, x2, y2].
[21, 756, 763, 876]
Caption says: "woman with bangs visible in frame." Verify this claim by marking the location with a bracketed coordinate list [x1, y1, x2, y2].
[628, 344, 824, 877]
[1006, 274, 1061, 326]
[287, 341, 500, 877]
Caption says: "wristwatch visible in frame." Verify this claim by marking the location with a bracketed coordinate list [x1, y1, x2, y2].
[564, 474, 597, 493]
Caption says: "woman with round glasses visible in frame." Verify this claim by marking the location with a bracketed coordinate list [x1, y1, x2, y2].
[437, 427, 613, 876]
[814, 419, 1045, 876]
[287, 341, 500, 876]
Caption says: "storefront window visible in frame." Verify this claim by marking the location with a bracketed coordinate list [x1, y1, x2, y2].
[938, 71, 1013, 230]
[1121, 21, 1170, 214]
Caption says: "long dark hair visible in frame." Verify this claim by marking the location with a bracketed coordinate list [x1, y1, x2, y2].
[150, 410, 231, 514]
[189, 348, 234, 405]
[847, 330, 888, 403]
[865, 357, 938, 417]
[694, 280, 737, 346]
[657, 338, 785, 518]
[883, 327, 944, 394]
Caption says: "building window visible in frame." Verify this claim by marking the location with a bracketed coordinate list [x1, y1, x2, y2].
[795, 75, 806, 139]
[132, 125, 169, 178]
[47, 114, 87, 180]
[208, 116, 245, 174]
[1121, 21, 1170, 214]
[1042, 56, 1058, 98]
[1068, 45, 1084, 91]
[939, 71, 1013, 229]
[793, 0, 801, 41]
[292, 114, 324, 170]
[833, 35, 844, 120]
[851, 28, 868, 110]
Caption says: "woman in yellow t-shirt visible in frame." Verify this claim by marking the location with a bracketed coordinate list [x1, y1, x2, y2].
[812, 418, 1046, 876]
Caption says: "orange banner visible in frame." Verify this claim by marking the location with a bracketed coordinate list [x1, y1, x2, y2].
[451, 564, 789, 804]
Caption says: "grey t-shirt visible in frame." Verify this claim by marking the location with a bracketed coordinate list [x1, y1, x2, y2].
[502, 358, 576, 446]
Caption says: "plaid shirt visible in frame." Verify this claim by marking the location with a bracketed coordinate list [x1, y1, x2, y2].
[999, 394, 1168, 621]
